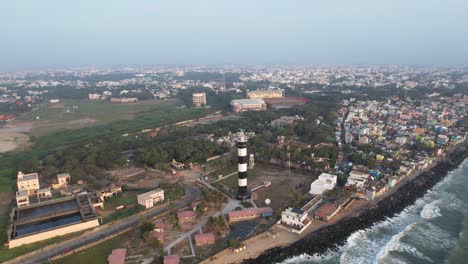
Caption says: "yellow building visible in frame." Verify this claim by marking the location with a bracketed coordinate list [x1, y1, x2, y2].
[247, 90, 284, 99]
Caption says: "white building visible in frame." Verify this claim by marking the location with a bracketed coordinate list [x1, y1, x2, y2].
[17, 172, 40, 195]
[137, 189, 165, 209]
[281, 207, 311, 232]
[88, 93, 101, 100]
[309, 173, 337, 195]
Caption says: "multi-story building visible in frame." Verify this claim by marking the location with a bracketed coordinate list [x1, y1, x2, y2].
[230, 99, 266, 113]
[137, 189, 165, 209]
[309, 173, 337, 195]
[192, 92, 207, 107]
[17, 172, 40, 195]
[52, 173, 71, 189]
[281, 207, 311, 232]
[15, 190, 29, 207]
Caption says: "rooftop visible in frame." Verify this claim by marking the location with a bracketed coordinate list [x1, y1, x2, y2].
[314, 203, 338, 219]
[107, 248, 126, 264]
[164, 255, 180, 264]
[137, 188, 164, 200]
[194, 232, 215, 245]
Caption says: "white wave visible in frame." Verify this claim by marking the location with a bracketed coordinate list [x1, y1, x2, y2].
[420, 200, 441, 219]
[374, 223, 427, 263]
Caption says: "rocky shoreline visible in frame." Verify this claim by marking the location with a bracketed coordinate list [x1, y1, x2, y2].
[243, 144, 468, 264]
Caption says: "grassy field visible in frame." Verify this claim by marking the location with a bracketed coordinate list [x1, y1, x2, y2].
[55, 231, 128, 264]
[0, 173, 13, 193]
[17, 99, 181, 137]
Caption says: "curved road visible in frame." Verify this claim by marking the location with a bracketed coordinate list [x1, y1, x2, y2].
[10, 185, 199, 264]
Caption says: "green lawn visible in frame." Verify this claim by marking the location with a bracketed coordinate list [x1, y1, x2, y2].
[17, 99, 181, 137]
[103, 193, 137, 210]
[55, 232, 128, 264]
[0, 174, 12, 193]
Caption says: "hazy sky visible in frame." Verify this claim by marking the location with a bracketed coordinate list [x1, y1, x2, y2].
[2, 0, 468, 69]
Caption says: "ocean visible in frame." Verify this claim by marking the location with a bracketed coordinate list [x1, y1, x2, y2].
[281, 158, 468, 264]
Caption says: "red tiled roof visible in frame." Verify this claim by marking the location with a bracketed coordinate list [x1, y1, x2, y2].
[164, 255, 180, 264]
[314, 203, 338, 219]
[177, 210, 195, 219]
[194, 232, 215, 246]
[107, 248, 126, 264]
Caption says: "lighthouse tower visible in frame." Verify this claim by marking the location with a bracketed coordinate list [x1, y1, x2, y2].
[236, 130, 251, 200]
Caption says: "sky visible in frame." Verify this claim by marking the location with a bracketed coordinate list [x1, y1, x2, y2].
[1, 0, 468, 69]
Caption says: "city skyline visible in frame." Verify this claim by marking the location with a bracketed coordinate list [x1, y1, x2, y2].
[2, 0, 468, 70]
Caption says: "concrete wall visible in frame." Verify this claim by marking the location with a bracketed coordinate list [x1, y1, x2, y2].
[9, 219, 99, 248]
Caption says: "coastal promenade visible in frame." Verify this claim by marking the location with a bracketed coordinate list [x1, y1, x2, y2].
[204, 144, 468, 264]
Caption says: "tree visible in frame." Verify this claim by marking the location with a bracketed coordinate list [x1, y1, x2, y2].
[139, 221, 155, 236]
[144, 232, 162, 248]
[226, 238, 239, 248]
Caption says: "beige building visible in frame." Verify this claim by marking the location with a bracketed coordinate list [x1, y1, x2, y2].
[192, 92, 207, 107]
[36, 187, 52, 200]
[15, 190, 29, 207]
[52, 173, 71, 189]
[17, 172, 40, 195]
[137, 189, 165, 209]
[230, 99, 266, 113]
[247, 90, 284, 99]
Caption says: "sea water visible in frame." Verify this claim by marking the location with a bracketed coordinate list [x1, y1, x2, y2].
[281, 158, 468, 264]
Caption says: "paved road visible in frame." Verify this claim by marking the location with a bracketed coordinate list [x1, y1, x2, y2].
[11, 186, 199, 264]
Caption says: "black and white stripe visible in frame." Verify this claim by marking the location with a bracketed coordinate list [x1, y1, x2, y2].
[237, 137, 248, 196]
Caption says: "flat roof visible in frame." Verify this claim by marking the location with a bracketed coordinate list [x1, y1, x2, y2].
[16, 198, 78, 221]
[18, 173, 38, 182]
[231, 99, 265, 104]
[314, 203, 338, 219]
[57, 173, 70, 178]
[14, 212, 82, 237]
[138, 189, 164, 200]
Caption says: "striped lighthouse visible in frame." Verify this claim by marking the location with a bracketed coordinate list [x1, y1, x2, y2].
[236, 131, 250, 200]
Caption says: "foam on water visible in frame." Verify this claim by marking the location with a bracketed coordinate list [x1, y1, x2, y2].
[375, 223, 432, 263]
[420, 200, 441, 219]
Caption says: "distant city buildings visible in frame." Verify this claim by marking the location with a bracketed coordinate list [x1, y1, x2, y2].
[110, 97, 138, 103]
